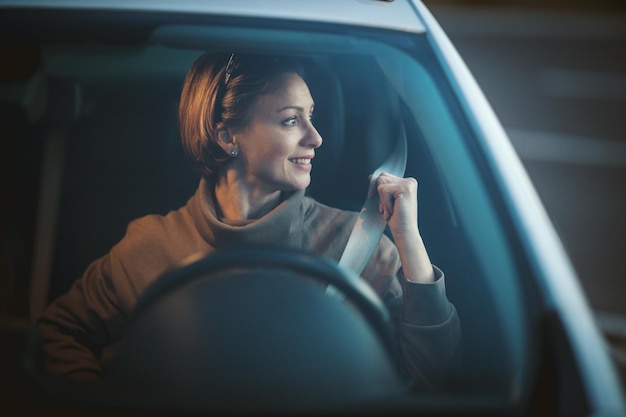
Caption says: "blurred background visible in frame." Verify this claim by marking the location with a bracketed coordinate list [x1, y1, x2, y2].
[424, 0, 626, 386]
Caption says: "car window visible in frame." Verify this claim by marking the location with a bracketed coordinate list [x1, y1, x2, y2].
[2, 10, 535, 413]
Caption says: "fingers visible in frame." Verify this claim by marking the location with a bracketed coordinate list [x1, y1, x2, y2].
[369, 172, 418, 221]
[380, 191, 395, 221]
[376, 173, 394, 220]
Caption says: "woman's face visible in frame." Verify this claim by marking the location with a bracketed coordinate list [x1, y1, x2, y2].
[230, 72, 323, 193]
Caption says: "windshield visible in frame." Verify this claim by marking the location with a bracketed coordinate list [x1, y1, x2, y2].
[1, 9, 533, 415]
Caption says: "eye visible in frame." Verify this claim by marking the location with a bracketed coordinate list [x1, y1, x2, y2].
[282, 116, 298, 126]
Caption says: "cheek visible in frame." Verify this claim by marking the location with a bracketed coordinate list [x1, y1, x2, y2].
[246, 144, 287, 172]
[264, 142, 292, 162]
[240, 125, 294, 166]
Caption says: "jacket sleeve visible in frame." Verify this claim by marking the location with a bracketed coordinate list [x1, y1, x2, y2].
[363, 237, 462, 392]
[37, 254, 129, 380]
[35, 210, 195, 380]
[392, 266, 462, 391]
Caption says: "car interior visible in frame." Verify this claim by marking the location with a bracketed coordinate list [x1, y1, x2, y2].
[0, 9, 554, 416]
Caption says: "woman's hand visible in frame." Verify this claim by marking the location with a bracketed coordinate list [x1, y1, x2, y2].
[369, 172, 435, 283]
[369, 172, 419, 237]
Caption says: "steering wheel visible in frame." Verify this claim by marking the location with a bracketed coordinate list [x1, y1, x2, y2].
[107, 246, 405, 413]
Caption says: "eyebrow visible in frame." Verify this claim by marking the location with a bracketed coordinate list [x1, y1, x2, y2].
[276, 104, 314, 113]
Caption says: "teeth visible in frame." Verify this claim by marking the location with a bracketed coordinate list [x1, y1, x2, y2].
[290, 158, 311, 164]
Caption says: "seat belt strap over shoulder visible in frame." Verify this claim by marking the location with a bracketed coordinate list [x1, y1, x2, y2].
[327, 124, 407, 300]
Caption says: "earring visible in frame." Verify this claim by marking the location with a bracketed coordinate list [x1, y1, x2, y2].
[230, 149, 238, 157]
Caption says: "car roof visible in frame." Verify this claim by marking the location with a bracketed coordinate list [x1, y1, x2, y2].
[0, 0, 427, 34]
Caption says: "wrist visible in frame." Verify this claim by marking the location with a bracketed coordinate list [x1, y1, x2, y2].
[403, 265, 435, 283]
[390, 225, 420, 242]
[393, 228, 435, 284]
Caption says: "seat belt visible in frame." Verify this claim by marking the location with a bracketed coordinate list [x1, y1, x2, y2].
[327, 125, 407, 299]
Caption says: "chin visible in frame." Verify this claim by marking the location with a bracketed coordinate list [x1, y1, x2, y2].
[281, 178, 310, 192]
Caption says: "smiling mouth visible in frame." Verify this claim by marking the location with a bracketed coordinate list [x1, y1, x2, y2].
[289, 158, 312, 165]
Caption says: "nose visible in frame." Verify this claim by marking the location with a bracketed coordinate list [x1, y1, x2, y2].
[304, 120, 323, 149]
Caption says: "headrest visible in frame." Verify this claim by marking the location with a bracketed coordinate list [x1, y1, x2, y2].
[304, 60, 346, 202]
[0, 72, 82, 125]
[305, 60, 345, 168]
[42, 76, 82, 125]
[0, 71, 48, 123]
[307, 54, 406, 209]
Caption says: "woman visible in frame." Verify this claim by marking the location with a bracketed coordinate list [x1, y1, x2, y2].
[38, 53, 461, 391]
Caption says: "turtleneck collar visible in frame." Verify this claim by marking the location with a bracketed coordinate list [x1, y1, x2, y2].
[189, 177, 306, 250]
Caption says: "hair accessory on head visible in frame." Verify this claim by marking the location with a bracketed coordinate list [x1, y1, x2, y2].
[223, 53, 236, 85]
[230, 149, 238, 157]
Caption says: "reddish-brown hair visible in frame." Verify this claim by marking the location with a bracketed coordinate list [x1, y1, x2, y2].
[179, 53, 305, 177]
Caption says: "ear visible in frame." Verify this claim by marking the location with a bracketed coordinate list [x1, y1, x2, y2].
[216, 129, 235, 153]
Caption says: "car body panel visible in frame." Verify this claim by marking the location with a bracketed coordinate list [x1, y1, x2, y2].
[414, 2, 626, 413]
[0, 0, 426, 33]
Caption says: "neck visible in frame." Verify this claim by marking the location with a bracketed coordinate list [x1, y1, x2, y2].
[213, 171, 283, 221]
